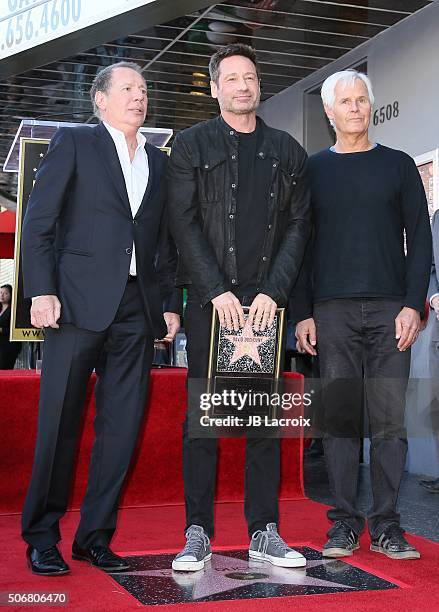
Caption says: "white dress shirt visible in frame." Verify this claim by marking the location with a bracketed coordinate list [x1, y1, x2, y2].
[104, 122, 149, 276]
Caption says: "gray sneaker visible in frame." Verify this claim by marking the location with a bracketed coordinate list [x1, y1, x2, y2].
[172, 525, 212, 571]
[249, 523, 306, 568]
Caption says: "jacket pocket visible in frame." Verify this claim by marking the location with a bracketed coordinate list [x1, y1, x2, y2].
[278, 166, 297, 210]
[57, 247, 92, 257]
[194, 155, 227, 204]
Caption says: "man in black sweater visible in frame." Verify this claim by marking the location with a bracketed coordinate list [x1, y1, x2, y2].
[168, 44, 310, 571]
[295, 69, 431, 560]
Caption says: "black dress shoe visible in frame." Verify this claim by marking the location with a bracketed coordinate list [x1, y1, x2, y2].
[71, 541, 130, 572]
[27, 545, 70, 576]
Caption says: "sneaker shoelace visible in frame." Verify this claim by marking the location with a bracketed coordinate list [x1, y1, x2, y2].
[182, 529, 209, 556]
[379, 525, 406, 547]
[329, 522, 356, 546]
[254, 529, 290, 555]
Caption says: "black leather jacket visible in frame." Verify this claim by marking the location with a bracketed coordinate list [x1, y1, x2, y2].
[167, 115, 311, 307]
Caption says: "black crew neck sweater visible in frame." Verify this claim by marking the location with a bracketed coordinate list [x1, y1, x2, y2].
[235, 125, 270, 296]
[292, 144, 432, 320]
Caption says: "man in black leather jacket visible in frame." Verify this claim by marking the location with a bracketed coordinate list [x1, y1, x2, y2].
[168, 43, 311, 571]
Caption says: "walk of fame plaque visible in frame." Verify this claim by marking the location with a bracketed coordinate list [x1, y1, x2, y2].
[205, 307, 285, 425]
[108, 547, 398, 605]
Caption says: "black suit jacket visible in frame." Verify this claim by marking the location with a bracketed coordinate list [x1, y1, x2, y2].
[22, 123, 180, 338]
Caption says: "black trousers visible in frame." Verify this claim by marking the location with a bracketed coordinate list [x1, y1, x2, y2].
[314, 298, 410, 538]
[183, 295, 280, 539]
[22, 280, 154, 551]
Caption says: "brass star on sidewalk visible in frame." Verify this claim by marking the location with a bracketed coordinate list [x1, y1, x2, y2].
[113, 553, 355, 601]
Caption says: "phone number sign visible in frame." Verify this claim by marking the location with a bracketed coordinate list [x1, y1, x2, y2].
[0, 0, 156, 60]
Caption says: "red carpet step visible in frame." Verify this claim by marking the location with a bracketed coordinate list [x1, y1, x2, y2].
[0, 370, 304, 513]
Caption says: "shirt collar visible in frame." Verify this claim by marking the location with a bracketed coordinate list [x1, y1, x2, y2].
[103, 122, 146, 150]
[216, 115, 278, 161]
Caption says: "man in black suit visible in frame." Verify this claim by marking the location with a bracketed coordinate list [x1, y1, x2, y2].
[21, 61, 181, 576]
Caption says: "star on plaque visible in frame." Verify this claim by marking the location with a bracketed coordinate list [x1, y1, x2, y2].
[214, 308, 281, 375]
[224, 320, 269, 367]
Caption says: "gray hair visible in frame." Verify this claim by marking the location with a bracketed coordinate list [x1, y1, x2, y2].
[320, 69, 374, 129]
[90, 61, 145, 117]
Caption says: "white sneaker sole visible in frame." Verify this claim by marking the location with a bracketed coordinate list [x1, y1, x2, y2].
[370, 544, 420, 560]
[322, 543, 360, 558]
[172, 553, 212, 572]
[249, 550, 306, 567]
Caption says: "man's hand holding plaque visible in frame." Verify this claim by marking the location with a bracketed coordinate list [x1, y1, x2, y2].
[211, 292, 245, 331]
[211, 292, 277, 332]
[247, 293, 277, 331]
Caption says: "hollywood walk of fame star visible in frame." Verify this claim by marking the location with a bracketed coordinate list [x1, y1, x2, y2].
[224, 320, 270, 367]
[111, 553, 355, 601]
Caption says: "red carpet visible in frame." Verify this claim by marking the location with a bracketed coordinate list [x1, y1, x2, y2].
[0, 370, 304, 513]
[1, 499, 438, 611]
[2, 370, 436, 610]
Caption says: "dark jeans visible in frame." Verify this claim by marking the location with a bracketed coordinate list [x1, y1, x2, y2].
[183, 293, 280, 538]
[314, 298, 410, 538]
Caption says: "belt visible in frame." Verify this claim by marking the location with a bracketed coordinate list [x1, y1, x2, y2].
[127, 274, 137, 283]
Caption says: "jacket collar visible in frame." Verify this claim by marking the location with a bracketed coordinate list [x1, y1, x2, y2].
[215, 115, 280, 162]
[93, 123, 130, 213]
[93, 122, 157, 217]
[136, 141, 158, 219]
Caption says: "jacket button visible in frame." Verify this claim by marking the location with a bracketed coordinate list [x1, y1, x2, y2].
[204, 164, 209, 169]
[229, 214, 234, 219]
[268, 224, 272, 229]
[270, 192, 274, 197]
[232, 183, 236, 188]
[292, 181, 297, 185]
[229, 246, 234, 252]
[125, 247, 132, 255]
[258, 152, 264, 158]
[273, 163, 277, 168]
[262, 256, 267, 261]
[229, 130, 234, 136]
[231, 155, 236, 160]
[231, 278, 236, 284]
